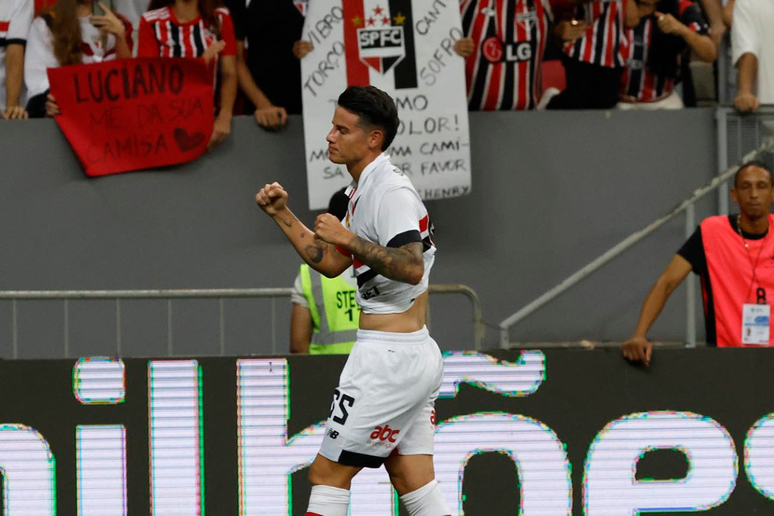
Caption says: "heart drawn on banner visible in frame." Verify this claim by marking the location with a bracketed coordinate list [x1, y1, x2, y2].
[174, 128, 207, 152]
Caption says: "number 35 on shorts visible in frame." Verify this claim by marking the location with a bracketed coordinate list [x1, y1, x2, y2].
[329, 388, 356, 425]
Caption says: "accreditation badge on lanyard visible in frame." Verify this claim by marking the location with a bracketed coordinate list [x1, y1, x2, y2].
[742, 296, 770, 345]
[738, 216, 771, 345]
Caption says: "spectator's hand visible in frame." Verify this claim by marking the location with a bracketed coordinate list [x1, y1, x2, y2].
[90, 2, 125, 37]
[292, 40, 314, 59]
[709, 21, 726, 49]
[554, 19, 587, 41]
[621, 337, 653, 366]
[655, 12, 686, 36]
[2, 105, 28, 120]
[453, 37, 475, 58]
[208, 112, 231, 151]
[45, 94, 60, 117]
[314, 213, 350, 246]
[255, 182, 288, 216]
[254, 105, 288, 131]
[735, 91, 760, 113]
[202, 40, 226, 66]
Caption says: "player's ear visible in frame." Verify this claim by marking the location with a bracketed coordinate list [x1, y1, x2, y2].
[368, 129, 384, 151]
[730, 187, 738, 204]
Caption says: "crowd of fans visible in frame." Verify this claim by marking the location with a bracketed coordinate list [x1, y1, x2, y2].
[0, 0, 770, 133]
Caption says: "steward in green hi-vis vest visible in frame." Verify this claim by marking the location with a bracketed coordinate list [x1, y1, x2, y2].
[299, 264, 360, 354]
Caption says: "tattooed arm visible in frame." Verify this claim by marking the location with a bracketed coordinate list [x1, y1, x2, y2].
[348, 237, 424, 285]
[256, 182, 352, 277]
[314, 213, 424, 284]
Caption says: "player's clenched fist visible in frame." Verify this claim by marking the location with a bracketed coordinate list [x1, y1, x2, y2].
[315, 213, 350, 246]
[255, 182, 288, 216]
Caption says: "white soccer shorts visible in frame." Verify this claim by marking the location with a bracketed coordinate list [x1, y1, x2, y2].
[319, 326, 444, 468]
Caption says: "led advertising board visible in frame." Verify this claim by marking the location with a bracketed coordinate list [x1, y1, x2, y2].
[0, 349, 772, 515]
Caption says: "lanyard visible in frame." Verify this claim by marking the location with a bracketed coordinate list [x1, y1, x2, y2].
[737, 214, 770, 304]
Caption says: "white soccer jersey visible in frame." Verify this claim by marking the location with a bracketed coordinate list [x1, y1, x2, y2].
[339, 153, 436, 314]
[0, 0, 33, 111]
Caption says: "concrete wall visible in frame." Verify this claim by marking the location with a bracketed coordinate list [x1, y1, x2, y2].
[0, 109, 717, 357]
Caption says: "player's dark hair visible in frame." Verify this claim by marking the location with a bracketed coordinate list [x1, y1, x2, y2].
[734, 160, 774, 187]
[337, 86, 400, 151]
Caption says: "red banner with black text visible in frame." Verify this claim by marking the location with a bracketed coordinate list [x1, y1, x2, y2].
[48, 58, 214, 177]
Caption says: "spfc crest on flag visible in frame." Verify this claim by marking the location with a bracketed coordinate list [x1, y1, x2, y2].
[343, 0, 418, 89]
[356, 5, 406, 74]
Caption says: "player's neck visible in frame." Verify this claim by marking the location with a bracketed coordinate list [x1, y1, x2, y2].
[739, 213, 770, 235]
[347, 151, 382, 184]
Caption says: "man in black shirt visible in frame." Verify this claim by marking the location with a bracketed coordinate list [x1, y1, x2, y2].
[622, 161, 774, 364]
[224, 0, 311, 130]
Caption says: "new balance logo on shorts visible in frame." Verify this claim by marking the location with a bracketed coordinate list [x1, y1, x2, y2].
[370, 424, 400, 443]
[326, 428, 339, 440]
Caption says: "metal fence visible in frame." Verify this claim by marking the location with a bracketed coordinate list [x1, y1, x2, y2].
[0, 284, 484, 358]
[499, 107, 774, 348]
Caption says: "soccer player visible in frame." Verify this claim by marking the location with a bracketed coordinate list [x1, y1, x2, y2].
[255, 86, 448, 516]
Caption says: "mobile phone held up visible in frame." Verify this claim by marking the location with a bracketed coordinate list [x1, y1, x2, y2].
[92, 0, 113, 17]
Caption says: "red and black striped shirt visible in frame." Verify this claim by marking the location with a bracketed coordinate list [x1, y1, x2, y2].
[563, 0, 628, 69]
[461, 0, 553, 110]
[620, 0, 708, 102]
[138, 6, 236, 59]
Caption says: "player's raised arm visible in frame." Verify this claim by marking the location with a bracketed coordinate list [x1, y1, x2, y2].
[255, 182, 352, 277]
[314, 212, 424, 285]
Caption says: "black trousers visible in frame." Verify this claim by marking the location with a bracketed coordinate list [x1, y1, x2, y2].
[547, 58, 623, 110]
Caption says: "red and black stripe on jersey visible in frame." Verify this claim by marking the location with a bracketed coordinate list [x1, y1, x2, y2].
[620, 1, 708, 102]
[564, 0, 627, 68]
[461, 0, 551, 110]
[139, 6, 235, 59]
[0, 21, 12, 46]
[352, 215, 435, 288]
[0, 19, 24, 47]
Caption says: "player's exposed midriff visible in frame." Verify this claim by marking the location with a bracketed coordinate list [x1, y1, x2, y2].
[358, 291, 428, 333]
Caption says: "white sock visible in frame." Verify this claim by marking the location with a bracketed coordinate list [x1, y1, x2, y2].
[400, 480, 451, 516]
[306, 485, 350, 516]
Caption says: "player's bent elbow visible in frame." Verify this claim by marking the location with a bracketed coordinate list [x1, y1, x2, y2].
[405, 265, 424, 285]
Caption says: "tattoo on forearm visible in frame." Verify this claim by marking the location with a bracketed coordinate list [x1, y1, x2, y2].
[349, 237, 423, 282]
[305, 245, 324, 264]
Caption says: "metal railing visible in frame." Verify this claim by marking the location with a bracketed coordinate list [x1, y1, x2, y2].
[499, 121, 774, 348]
[1, 284, 484, 358]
